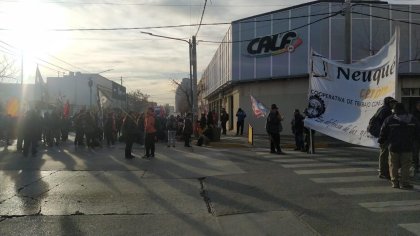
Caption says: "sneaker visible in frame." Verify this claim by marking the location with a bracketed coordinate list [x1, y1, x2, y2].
[142, 155, 150, 159]
[409, 166, 415, 178]
[391, 182, 400, 188]
[378, 174, 390, 180]
[400, 184, 414, 190]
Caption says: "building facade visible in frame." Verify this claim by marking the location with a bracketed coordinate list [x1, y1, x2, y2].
[47, 72, 126, 115]
[200, 0, 420, 135]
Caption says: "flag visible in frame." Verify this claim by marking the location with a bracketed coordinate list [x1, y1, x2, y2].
[35, 66, 48, 102]
[250, 95, 268, 118]
[98, 88, 112, 110]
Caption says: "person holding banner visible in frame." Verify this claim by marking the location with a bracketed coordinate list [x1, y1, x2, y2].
[369, 97, 397, 180]
[266, 104, 285, 155]
[378, 103, 420, 190]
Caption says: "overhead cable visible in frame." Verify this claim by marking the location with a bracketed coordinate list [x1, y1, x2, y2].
[199, 10, 343, 44]
[195, 0, 208, 37]
[357, 3, 420, 15]
[351, 11, 420, 26]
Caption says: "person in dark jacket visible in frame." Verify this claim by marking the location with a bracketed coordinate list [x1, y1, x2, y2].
[183, 113, 193, 147]
[266, 104, 284, 154]
[22, 110, 42, 157]
[291, 109, 305, 151]
[220, 108, 229, 135]
[378, 103, 420, 189]
[236, 108, 246, 135]
[411, 100, 420, 174]
[104, 112, 116, 147]
[122, 111, 137, 159]
[374, 96, 398, 179]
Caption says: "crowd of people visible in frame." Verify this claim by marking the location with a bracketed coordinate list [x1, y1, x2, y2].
[2, 97, 419, 189]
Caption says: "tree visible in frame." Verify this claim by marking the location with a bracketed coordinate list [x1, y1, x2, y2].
[0, 55, 18, 82]
[127, 89, 151, 112]
[172, 78, 191, 115]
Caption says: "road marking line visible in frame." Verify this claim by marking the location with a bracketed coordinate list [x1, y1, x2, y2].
[273, 158, 318, 163]
[331, 186, 420, 195]
[317, 157, 354, 161]
[295, 168, 375, 175]
[399, 223, 420, 235]
[360, 200, 420, 212]
[310, 175, 378, 183]
[282, 163, 343, 168]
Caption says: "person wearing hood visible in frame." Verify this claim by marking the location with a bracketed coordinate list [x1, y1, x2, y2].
[371, 96, 398, 179]
[378, 103, 420, 190]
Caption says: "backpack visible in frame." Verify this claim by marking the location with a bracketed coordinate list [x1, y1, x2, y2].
[367, 107, 384, 138]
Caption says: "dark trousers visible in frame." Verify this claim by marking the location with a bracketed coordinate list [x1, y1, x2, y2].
[236, 121, 244, 135]
[269, 132, 281, 153]
[125, 134, 134, 157]
[184, 133, 191, 146]
[75, 129, 84, 146]
[379, 143, 390, 176]
[23, 136, 37, 156]
[221, 122, 227, 134]
[145, 133, 156, 156]
[105, 131, 115, 146]
[294, 132, 304, 150]
[412, 141, 419, 170]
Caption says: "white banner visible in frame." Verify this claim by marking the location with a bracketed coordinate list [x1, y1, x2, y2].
[304, 30, 399, 148]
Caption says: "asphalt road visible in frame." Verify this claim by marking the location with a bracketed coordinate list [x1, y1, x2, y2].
[0, 134, 419, 236]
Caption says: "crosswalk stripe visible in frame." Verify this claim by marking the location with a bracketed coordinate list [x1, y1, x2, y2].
[348, 161, 377, 166]
[273, 158, 318, 163]
[310, 175, 378, 183]
[359, 200, 420, 212]
[295, 167, 375, 175]
[331, 186, 419, 195]
[317, 157, 354, 161]
[399, 223, 420, 235]
[282, 163, 343, 168]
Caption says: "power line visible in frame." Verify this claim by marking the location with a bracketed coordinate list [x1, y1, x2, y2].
[0, 0, 295, 7]
[357, 3, 420, 15]
[199, 10, 343, 44]
[195, 0, 208, 37]
[0, 40, 73, 72]
[5, 11, 333, 32]
[351, 11, 420, 27]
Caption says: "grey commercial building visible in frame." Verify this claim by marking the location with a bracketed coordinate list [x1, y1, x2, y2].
[199, 0, 420, 135]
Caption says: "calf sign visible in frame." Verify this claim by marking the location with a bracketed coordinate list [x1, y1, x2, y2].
[246, 31, 303, 56]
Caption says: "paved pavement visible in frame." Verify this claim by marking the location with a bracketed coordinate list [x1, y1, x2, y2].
[0, 133, 419, 235]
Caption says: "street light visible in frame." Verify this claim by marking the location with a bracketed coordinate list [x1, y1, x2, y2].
[140, 31, 195, 114]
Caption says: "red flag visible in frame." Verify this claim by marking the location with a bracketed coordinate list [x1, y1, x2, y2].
[63, 100, 70, 118]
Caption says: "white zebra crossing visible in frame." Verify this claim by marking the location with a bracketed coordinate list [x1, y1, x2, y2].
[399, 223, 420, 235]
[359, 200, 420, 212]
[273, 154, 420, 235]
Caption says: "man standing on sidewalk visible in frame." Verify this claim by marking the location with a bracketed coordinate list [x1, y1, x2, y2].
[378, 103, 420, 189]
[266, 104, 284, 155]
[220, 108, 229, 135]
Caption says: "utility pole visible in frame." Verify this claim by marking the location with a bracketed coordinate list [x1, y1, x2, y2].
[189, 39, 193, 113]
[345, 0, 352, 64]
[192, 36, 198, 125]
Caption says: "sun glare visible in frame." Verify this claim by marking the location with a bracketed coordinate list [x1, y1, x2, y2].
[1, 0, 70, 80]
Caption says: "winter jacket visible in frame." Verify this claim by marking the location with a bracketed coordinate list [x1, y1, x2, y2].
[378, 113, 420, 152]
[266, 110, 283, 134]
[144, 113, 156, 134]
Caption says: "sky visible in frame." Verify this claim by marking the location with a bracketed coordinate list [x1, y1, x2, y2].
[0, 0, 415, 106]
